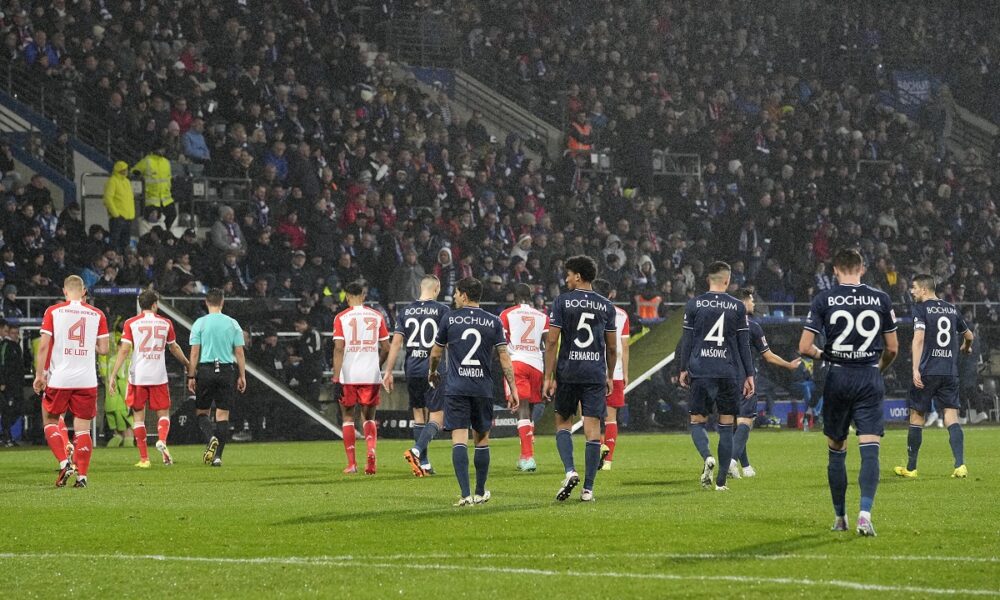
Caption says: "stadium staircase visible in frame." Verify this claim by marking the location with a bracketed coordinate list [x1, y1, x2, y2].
[382, 11, 564, 160]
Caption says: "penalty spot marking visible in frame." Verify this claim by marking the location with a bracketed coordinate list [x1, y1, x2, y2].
[1, 552, 998, 596]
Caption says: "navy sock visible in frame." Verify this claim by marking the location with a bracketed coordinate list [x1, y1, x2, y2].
[413, 423, 424, 446]
[415, 421, 439, 463]
[732, 423, 751, 468]
[474, 446, 490, 496]
[906, 425, 922, 471]
[452, 443, 470, 498]
[715, 424, 733, 487]
[531, 403, 545, 426]
[214, 421, 229, 459]
[198, 415, 214, 444]
[948, 423, 965, 468]
[859, 442, 880, 513]
[584, 440, 601, 491]
[556, 428, 575, 473]
[828, 448, 848, 517]
[690, 422, 711, 460]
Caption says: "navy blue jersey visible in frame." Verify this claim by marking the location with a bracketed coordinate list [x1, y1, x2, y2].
[548, 289, 617, 384]
[680, 292, 752, 379]
[394, 300, 450, 378]
[435, 307, 507, 398]
[745, 318, 770, 377]
[804, 284, 897, 367]
[912, 299, 968, 377]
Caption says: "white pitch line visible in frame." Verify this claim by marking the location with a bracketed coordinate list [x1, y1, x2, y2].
[1, 552, 997, 596]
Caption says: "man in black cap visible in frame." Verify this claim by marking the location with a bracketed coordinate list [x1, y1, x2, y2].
[0, 319, 25, 446]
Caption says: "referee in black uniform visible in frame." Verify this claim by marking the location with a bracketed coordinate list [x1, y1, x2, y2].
[187, 289, 247, 466]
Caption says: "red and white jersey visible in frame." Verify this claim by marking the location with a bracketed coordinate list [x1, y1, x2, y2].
[40, 300, 109, 389]
[613, 306, 630, 381]
[499, 303, 548, 372]
[121, 311, 178, 385]
[333, 305, 390, 384]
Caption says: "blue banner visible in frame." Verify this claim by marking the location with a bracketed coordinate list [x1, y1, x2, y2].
[892, 70, 940, 117]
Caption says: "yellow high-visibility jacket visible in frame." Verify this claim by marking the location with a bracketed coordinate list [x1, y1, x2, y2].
[102, 161, 136, 219]
[131, 153, 173, 207]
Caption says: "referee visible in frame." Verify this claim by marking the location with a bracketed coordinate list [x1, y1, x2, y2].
[187, 289, 247, 467]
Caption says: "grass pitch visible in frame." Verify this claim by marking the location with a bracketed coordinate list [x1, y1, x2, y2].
[2, 427, 999, 598]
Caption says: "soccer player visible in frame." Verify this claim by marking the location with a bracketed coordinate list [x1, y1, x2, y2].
[429, 277, 519, 506]
[894, 274, 974, 479]
[382, 275, 449, 476]
[33, 275, 110, 487]
[677, 261, 755, 492]
[109, 290, 191, 468]
[332, 281, 390, 475]
[499, 283, 549, 472]
[799, 249, 898, 536]
[591, 278, 628, 471]
[187, 289, 247, 467]
[728, 289, 801, 479]
[543, 256, 617, 502]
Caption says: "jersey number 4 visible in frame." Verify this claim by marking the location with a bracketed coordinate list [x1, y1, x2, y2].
[705, 314, 725, 346]
[67, 317, 87, 347]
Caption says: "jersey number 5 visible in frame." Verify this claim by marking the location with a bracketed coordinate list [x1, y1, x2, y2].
[574, 312, 595, 348]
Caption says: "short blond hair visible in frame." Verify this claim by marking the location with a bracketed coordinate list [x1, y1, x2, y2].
[64, 275, 85, 292]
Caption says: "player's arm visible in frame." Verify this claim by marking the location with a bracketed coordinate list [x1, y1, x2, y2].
[382, 332, 404, 390]
[677, 327, 692, 387]
[797, 330, 823, 360]
[331, 339, 345, 382]
[762, 349, 802, 371]
[33, 333, 51, 393]
[96, 335, 110, 356]
[911, 327, 925, 389]
[378, 338, 390, 367]
[496, 345, 519, 411]
[542, 326, 560, 399]
[167, 341, 190, 368]
[428, 343, 444, 388]
[234, 345, 247, 393]
[604, 329, 617, 396]
[737, 326, 755, 398]
[108, 339, 131, 394]
[879, 331, 898, 374]
[961, 328, 974, 354]
[187, 344, 200, 393]
[621, 337, 630, 388]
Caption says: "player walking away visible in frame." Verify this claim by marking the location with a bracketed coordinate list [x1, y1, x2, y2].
[591, 279, 629, 471]
[33, 275, 110, 487]
[500, 283, 549, 472]
[332, 281, 390, 475]
[677, 262, 755, 492]
[894, 274, 974, 480]
[799, 249, 898, 536]
[109, 290, 191, 468]
[382, 275, 449, 476]
[543, 256, 618, 502]
[187, 289, 247, 467]
[727, 289, 801, 479]
[429, 277, 519, 506]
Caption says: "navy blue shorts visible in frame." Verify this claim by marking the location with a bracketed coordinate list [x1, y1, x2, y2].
[554, 382, 607, 420]
[822, 366, 885, 442]
[909, 375, 960, 413]
[738, 393, 760, 419]
[689, 378, 740, 417]
[443, 395, 494, 433]
[407, 377, 433, 410]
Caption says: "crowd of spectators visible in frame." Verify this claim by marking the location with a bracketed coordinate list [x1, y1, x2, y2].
[0, 0, 997, 347]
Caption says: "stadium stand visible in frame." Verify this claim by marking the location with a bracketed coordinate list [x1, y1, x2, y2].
[0, 0, 997, 443]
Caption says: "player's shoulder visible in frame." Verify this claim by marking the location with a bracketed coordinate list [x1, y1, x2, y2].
[860, 284, 893, 302]
[333, 306, 353, 320]
[614, 305, 628, 317]
[78, 301, 105, 315]
[44, 300, 72, 315]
